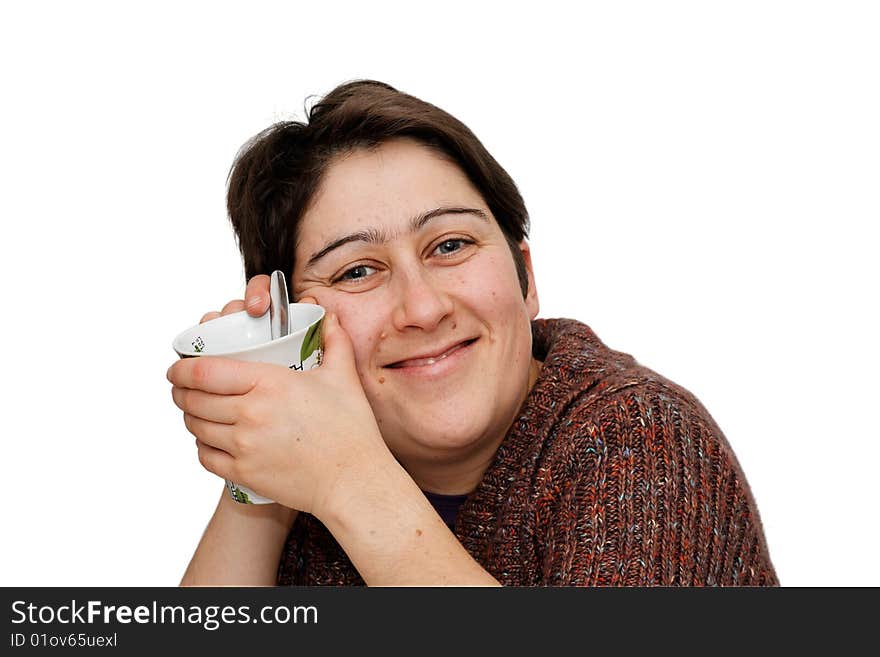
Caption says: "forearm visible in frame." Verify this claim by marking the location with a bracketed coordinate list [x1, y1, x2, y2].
[319, 459, 500, 587]
[181, 487, 298, 586]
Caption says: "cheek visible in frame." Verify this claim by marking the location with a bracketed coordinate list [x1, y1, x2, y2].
[316, 295, 384, 375]
[455, 254, 524, 312]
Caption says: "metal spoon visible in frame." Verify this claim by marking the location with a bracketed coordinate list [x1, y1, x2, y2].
[268, 270, 290, 340]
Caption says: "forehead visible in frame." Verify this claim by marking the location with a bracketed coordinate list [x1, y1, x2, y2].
[297, 138, 489, 245]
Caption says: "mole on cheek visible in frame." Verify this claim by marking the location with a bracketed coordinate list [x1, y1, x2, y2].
[452, 322, 457, 330]
[378, 376, 385, 384]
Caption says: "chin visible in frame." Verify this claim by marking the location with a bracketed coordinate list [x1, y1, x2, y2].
[392, 413, 494, 454]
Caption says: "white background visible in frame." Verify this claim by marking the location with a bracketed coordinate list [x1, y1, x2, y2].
[2, 1, 877, 587]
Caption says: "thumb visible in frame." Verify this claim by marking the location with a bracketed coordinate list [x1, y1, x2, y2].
[320, 312, 358, 374]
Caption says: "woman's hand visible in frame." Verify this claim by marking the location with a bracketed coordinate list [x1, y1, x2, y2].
[168, 282, 392, 519]
[197, 273, 274, 323]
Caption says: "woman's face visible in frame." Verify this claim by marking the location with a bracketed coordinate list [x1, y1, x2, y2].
[292, 138, 540, 486]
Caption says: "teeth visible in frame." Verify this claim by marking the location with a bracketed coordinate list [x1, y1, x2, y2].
[393, 341, 468, 368]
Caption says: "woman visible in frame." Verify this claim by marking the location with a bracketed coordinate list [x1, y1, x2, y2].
[167, 80, 777, 586]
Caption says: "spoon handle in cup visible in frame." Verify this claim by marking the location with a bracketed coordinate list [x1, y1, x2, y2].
[269, 270, 290, 339]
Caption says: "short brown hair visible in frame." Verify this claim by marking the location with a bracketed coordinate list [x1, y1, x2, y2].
[226, 80, 531, 297]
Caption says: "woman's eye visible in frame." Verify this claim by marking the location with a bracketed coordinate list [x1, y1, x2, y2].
[335, 264, 377, 283]
[433, 238, 472, 256]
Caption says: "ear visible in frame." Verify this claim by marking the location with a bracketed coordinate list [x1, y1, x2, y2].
[517, 240, 540, 320]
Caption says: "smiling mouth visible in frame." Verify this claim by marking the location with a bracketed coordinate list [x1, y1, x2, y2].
[385, 338, 478, 369]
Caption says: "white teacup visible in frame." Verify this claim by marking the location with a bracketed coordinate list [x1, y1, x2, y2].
[172, 303, 325, 504]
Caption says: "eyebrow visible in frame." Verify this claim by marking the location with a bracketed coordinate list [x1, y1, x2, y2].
[304, 206, 489, 270]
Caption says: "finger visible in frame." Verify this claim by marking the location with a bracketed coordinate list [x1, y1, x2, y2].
[183, 413, 236, 453]
[221, 299, 246, 316]
[195, 439, 235, 479]
[245, 274, 271, 317]
[168, 356, 261, 395]
[298, 295, 318, 305]
[200, 311, 221, 324]
[171, 386, 239, 424]
[320, 312, 358, 376]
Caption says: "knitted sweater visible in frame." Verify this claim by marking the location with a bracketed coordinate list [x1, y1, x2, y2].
[277, 318, 778, 586]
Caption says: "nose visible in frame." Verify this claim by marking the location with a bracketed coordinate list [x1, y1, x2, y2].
[390, 265, 454, 332]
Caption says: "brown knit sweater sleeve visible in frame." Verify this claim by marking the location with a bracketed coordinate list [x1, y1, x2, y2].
[536, 381, 778, 586]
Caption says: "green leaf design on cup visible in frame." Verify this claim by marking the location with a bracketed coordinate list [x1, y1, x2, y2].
[300, 318, 323, 363]
[228, 483, 251, 504]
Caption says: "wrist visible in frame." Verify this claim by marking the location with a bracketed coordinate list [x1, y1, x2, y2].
[313, 461, 499, 586]
[311, 441, 405, 527]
